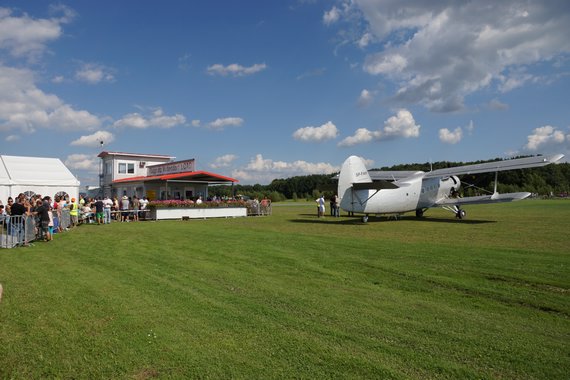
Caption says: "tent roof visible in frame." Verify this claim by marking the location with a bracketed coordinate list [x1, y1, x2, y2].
[0, 155, 80, 186]
[113, 170, 238, 184]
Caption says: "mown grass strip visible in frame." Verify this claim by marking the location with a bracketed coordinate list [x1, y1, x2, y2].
[0, 200, 568, 378]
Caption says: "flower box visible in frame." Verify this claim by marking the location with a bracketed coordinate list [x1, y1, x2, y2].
[149, 207, 247, 220]
[147, 200, 247, 220]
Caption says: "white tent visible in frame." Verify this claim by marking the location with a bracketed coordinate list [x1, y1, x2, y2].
[0, 155, 80, 202]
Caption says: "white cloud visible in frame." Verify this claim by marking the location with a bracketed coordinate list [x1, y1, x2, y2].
[64, 154, 99, 172]
[382, 109, 421, 138]
[232, 154, 339, 184]
[178, 53, 191, 71]
[191, 119, 201, 127]
[70, 130, 115, 147]
[364, 53, 407, 75]
[293, 121, 338, 142]
[439, 127, 463, 144]
[75, 63, 115, 84]
[207, 63, 267, 77]
[296, 67, 326, 80]
[51, 75, 65, 84]
[207, 117, 244, 130]
[0, 65, 101, 133]
[358, 32, 373, 48]
[339, 109, 420, 146]
[323, 6, 341, 25]
[357, 89, 374, 107]
[5, 134, 19, 142]
[488, 98, 509, 110]
[113, 108, 186, 129]
[525, 125, 567, 151]
[338, 128, 379, 147]
[465, 120, 474, 135]
[0, 6, 72, 60]
[210, 154, 238, 169]
[439, 120, 474, 144]
[346, 1, 570, 112]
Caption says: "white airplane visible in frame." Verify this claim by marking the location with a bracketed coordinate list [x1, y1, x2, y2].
[338, 154, 564, 222]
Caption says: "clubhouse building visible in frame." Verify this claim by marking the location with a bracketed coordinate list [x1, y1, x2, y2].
[98, 151, 238, 200]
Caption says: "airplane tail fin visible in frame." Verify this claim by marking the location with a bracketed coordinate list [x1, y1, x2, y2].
[338, 156, 371, 201]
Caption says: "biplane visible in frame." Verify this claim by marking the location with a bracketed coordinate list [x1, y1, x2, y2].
[338, 154, 564, 222]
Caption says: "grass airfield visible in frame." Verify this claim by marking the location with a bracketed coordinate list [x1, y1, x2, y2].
[0, 200, 568, 379]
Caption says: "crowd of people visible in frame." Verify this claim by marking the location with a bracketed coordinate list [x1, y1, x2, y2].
[77, 194, 150, 224]
[0, 193, 151, 245]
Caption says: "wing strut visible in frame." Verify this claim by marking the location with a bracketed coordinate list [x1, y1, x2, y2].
[493, 171, 498, 195]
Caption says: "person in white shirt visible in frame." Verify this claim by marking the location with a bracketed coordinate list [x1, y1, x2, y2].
[139, 196, 149, 220]
[103, 196, 113, 224]
[316, 195, 325, 217]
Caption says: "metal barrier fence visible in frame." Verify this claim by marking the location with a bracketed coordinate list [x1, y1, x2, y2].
[0, 209, 71, 249]
[246, 201, 272, 216]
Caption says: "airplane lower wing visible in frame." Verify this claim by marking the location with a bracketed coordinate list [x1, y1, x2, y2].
[436, 192, 531, 207]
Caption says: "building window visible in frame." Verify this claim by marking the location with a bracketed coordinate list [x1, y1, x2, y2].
[118, 163, 135, 174]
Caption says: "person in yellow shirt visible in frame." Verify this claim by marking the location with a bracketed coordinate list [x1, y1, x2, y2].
[69, 197, 79, 227]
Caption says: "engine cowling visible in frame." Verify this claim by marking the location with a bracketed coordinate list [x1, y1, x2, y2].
[440, 175, 461, 197]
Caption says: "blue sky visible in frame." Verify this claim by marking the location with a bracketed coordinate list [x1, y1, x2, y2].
[1, 1, 569, 186]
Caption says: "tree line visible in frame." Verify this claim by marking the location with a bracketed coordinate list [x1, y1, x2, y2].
[210, 156, 570, 201]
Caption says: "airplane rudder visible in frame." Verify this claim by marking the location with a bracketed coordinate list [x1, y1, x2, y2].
[338, 156, 371, 196]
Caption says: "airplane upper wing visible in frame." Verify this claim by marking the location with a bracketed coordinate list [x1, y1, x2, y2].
[424, 154, 564, 178]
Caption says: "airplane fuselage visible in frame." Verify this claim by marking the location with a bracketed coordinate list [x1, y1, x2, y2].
[340, 173, 460, 215]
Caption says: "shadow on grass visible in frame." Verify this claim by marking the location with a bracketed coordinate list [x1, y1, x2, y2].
[291, 215, 496, 225]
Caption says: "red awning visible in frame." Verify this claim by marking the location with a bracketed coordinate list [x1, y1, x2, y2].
[112, 170, 238, 184]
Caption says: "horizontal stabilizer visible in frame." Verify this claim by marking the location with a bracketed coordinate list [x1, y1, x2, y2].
[352, 180, 399, 190]
[436, 192, 531, 206]
[368, 170, 420, 181]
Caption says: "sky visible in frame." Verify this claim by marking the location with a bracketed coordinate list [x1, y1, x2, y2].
[1, 0, 569, 186]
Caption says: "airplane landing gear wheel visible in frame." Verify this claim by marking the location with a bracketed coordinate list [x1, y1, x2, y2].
[362, 215, 369, 223]
[415, 209, 424, 218]
[456, 209, 466, 219]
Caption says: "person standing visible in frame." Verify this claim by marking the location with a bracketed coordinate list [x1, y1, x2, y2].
[334, 194, 340, 218]
[103, 196, 113, 224]
[316, 195, 325, 218]
[9, 195, 27, 245]
[94, 198, 104, 225]
[69, 197, 79, 227]
[35, 198, 51, 241]
[112, 197, 119, 220]
[139, 196, 149, 220]
[121, 195, 130, 222]
[132, 196, 140, 222]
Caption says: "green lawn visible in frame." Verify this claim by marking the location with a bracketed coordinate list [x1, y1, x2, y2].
[0, 200, 568, 379]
